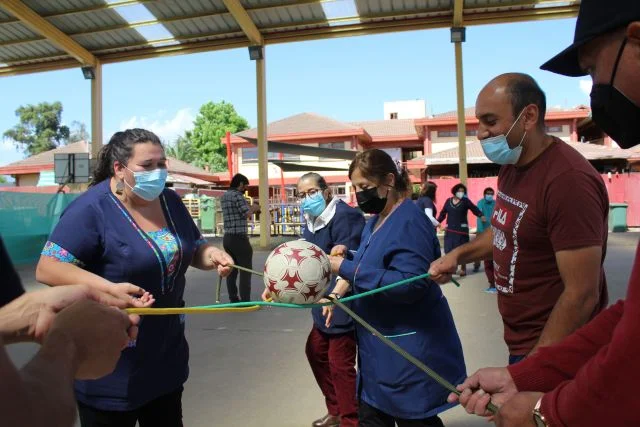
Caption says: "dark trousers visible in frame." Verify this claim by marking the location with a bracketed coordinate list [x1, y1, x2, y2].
[359, 401, 444, 427]
[77, 387, 183, 427]
[473, 259, 495, 285]
[509, 354, 526, 365]
[222, 233, 253, 302]
[484, 259, 495, 286]
[306, 327, 358, 427]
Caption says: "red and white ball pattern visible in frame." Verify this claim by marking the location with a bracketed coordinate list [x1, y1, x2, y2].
[263, 240, 331, 304]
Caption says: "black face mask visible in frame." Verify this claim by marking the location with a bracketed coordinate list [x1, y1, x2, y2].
[356, 187, 388, 214]
[590, 38, 640, 149]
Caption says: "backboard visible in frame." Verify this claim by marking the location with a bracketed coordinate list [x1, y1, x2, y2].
[54, 153, 90, 184]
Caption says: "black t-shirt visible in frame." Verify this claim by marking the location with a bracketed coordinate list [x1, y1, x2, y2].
[0, 236, 25, 307]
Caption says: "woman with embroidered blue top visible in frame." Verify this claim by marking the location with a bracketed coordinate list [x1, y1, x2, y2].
[326, 149, 466, 427]
[263, 172, 365, 427]
[35, 128, 233, 427]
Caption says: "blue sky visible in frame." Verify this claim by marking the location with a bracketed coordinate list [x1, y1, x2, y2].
[0, 18, 591, 167]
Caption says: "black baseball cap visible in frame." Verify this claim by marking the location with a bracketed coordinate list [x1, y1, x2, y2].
[541, 0, 640, 77]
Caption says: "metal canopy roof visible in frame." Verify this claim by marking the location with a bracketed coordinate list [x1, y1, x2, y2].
[0, 0, 580, 77]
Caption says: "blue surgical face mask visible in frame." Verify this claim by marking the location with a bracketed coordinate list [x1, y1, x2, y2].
[485, 194, 494, 202]
[125, 167, 168, 201]
[301, 192, 326, 217]
[480, 108, 527, 165]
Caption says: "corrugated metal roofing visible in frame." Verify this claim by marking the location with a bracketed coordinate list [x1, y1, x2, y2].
[0, 0, 580, 76]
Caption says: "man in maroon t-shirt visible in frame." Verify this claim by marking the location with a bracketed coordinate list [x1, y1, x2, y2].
[430, 73, 609, 363]
[445, 2, 640, 426]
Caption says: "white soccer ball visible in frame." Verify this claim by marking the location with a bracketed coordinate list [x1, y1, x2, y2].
[263, 240, 331, 304]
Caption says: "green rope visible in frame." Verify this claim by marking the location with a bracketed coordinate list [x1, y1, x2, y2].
[198, 271, 454, 310]
[330, 295, 499, 415]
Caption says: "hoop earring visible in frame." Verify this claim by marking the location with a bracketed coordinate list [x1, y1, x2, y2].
[115, 180, 124, 195]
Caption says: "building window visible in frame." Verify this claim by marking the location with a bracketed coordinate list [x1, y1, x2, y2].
[437, 129, 476, 138]
[437, 130, 458, 138]
[402, 150, 422, 161]
[242, 147, 258, 163]
[317, 142, 346, 161]
[389, 112, 398, 119]
[545, 125, 563, 133]
[241, 147, 281, 164]
[319, 142, 345, 150]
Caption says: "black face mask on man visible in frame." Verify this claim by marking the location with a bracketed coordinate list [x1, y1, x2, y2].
[590, 38, 640, 149]
[356, 187, 389, 214]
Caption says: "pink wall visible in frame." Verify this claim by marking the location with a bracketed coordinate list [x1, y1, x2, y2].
[428, 173, 640, 228]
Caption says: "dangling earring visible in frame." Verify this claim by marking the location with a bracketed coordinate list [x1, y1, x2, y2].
[115, 179, 124, 195]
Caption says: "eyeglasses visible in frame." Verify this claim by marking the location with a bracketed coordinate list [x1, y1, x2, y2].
[297, 188, 321, 200]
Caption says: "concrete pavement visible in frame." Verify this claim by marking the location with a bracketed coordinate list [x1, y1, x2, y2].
[6, 232, 637, 426]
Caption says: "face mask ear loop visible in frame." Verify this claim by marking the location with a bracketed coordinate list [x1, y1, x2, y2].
[516, 131, 527, 149]
[506, 107, 527, 138]
[610, 38, 627, 88]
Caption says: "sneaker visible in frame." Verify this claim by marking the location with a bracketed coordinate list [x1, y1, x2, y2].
[484, 287, 498, 294]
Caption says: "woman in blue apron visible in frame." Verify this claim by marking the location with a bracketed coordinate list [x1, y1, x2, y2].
[35, 128, 233, 427]
[437, 183, 484, 276]
[264, 172, 365, 427]
[415, 181, 439, 227]
[327, 149, 466, 427]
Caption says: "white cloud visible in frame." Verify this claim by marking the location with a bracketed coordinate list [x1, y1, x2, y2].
[0, 139, 15, 152]
[118, 108, 195, 144]
[0, 140, 24, 167]
[579, 79, 592, 96]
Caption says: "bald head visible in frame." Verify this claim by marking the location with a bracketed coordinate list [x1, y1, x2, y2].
[480, 73, 547, 129]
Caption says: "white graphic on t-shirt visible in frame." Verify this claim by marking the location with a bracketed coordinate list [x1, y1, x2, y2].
[493, 228, 507, 251]
[493, 191, 528, 294]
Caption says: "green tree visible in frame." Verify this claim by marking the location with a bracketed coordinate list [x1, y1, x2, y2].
[188, 101, 249, 172]
[3, 102, 70, 156]
[166, 133, 196, 163]
[68, 120, 89, 143]
[0, 175, 7, 184]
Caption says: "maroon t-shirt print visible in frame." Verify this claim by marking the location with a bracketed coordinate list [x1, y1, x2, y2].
[491, 192, 529, 294]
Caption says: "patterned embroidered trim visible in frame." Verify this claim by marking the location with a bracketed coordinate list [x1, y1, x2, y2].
[161, 195, 183, 293]
[108, 194, 166, 293]
[41, 241, 85, 267]
[147, 227, 180, 280]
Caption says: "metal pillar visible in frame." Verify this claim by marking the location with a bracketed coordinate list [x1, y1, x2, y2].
[256, 49, 270, 248]
[452, 0, 467, 185]
[454, 42, 467, 184]
[91, 60, 103, 161]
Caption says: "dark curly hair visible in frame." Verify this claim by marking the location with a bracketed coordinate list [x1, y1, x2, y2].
[91, 128, 163, 185]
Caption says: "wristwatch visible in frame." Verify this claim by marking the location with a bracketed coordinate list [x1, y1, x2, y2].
[532, 397, 548, 427]
[328, 293, 341, 300]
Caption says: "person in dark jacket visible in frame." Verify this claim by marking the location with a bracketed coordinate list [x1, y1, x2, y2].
[327, 149, 466, 427]
[263, 172, 364, 427]
[437, 183, 485, 276]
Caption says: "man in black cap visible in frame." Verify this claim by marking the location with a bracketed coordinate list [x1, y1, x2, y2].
[447, 1, 640, 426]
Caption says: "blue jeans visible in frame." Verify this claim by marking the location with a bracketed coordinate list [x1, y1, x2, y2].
[509, 354, 526, 365]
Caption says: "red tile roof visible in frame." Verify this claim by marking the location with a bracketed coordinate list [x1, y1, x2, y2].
[417, 140, 630, 166]
[0, 141, 220, 182]
[237, 113, 364, 138]
[349, 119, 419, 138]
[431, 105, 591, 119]
[1, 141, 89, 168]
